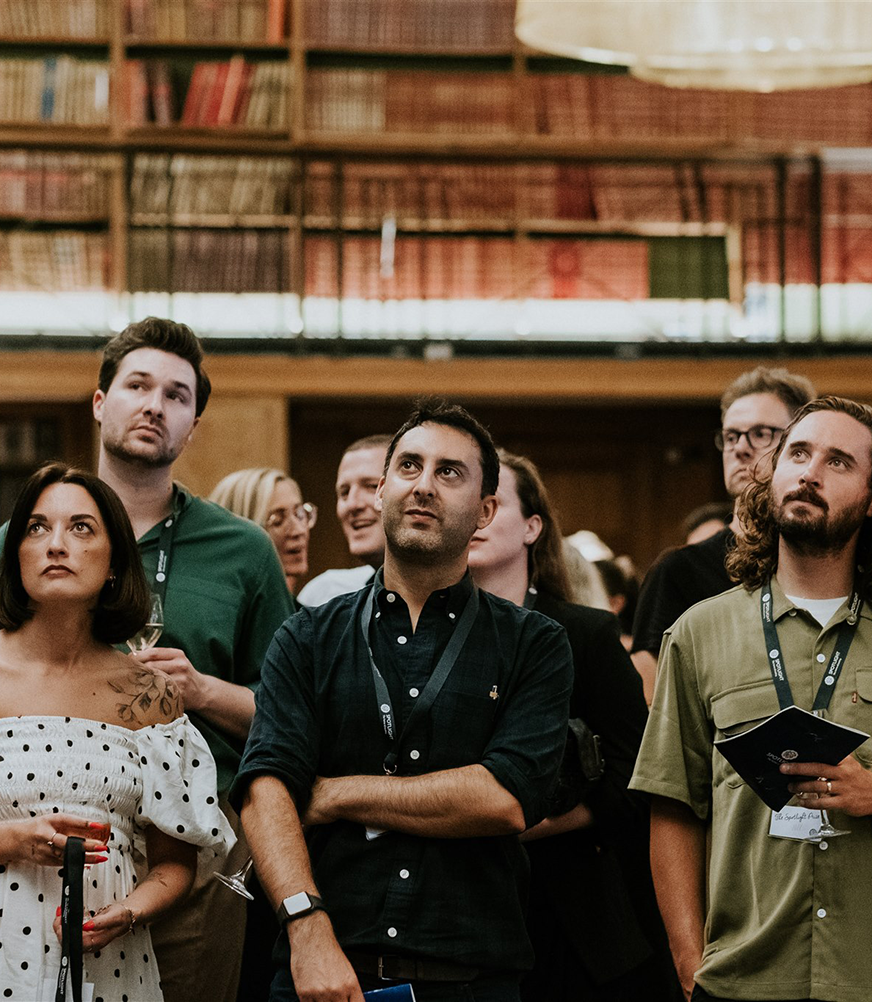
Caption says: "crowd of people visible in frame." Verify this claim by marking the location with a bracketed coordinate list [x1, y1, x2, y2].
[0, 316, 870, 1002]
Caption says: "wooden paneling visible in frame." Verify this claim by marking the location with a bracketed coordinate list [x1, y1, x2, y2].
[173, 395, 289, 497]
[3, 350, 872, 404]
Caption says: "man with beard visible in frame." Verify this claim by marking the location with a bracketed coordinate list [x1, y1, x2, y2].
[233, 401, 573, 1002]
[630, 396, 872, 1002]
[93, 317, 293, 1002]
[631, 366, 815, 703]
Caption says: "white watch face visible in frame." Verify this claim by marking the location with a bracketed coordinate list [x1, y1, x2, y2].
[282, 891, 313, 916]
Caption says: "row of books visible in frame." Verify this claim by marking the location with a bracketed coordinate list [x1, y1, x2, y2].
[302, 161, 810, 227]
[303, 235, 650, 301]
[2, 0, 109, 38]
[0, 152, 114, 216]
[130, 154, 295, 216]
[129, 228, 289, 291]
[125, 58, 289, 128]
[0, 58, 109, 125]
[0, 231, 108, 290]
[302, 67, 872, 146]
[305, 69, 514, 134]
[126, 0, 286, 44]
[303, 0, 514, 52]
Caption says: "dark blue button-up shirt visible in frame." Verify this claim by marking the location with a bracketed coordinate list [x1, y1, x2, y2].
[233, 570, 573, 974]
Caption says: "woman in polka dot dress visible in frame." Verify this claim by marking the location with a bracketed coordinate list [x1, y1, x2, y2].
[0, 464, 234, 1001]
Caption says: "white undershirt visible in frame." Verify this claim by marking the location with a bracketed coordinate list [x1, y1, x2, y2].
[784, 593, 848, 626]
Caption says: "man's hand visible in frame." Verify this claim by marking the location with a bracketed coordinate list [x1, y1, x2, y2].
[132, 647, 208, 711]
[782, 753, 872, 816]
[287, 910, 364, 1002]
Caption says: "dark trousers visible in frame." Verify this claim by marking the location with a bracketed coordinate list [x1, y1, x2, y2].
[270, 966, 521, 1002]
[691, 986, 824, 1002]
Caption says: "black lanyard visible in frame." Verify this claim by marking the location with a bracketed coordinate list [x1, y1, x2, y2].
[56, 836, 85, 1002]
[150, 499, 180, 606]
[360, 583, 480, 775]
[760, 579, 862, 712]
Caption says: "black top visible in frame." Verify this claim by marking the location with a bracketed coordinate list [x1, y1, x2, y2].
[524, 594, 675, 993]
[233, 570, 573, 975]
[631, 526, 735, 658]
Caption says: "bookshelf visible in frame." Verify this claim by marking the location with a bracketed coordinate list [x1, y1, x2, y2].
[1, 0, 871, 341]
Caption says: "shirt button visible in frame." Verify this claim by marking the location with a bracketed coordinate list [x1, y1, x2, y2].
[410, 749, 420, 760]
[375, 611, 381, 619]
[397, 636, 407, 645]
[399, 869, 410, 879]
[816, 908, 827, 918]
[788, 609, 797, 617]
[386, 593, 396, 603]
[816, 653, 826, 663]
[819, 841, 829, 850]
[448, 612, 456, 620]
[409, 688, 419, 697]
[387, 927, 398, 938]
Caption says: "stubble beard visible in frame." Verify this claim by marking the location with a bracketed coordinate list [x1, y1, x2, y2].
[382, 500, 478, 567]
[102, 425, 179, 470]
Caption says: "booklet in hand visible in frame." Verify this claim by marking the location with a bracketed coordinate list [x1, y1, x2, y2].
[363, 986, 417, 1001]
[714, 704, 869, 811]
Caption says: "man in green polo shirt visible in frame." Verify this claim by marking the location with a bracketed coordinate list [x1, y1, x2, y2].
[632, 396, 872, 1002]
[92, 317, 293, 1002]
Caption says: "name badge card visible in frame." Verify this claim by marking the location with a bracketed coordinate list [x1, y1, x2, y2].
[769, 807, 823, 841]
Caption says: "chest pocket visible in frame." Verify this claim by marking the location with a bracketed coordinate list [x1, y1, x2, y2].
[711, 680, 780, 788]
[849, 667, 872, 767]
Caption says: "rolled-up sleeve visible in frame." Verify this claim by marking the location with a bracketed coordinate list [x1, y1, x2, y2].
[629, 622, 713, 820]
[481, 616, 573, 828]
[230, 609, 317, 812]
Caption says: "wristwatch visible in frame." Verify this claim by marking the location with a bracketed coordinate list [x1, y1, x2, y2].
[276, 891, 327, 926]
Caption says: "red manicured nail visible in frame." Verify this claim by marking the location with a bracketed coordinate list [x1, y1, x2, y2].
[56, 906, 61, 917]
[94, 855, 108, 863]
[94, 845, 108, 852]
[88, 821, 105, 829]
[82, 920, 95, 930]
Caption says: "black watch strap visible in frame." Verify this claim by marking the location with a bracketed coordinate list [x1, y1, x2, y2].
[276, 891, 327, 926]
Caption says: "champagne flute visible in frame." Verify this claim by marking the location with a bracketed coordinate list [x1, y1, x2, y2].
[127, 593, 164, 653]
[805, 710, 850, 841]
[214, 856, 254, 900]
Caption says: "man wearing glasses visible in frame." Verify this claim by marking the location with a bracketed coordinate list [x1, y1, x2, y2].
[630, 367, 816, 703]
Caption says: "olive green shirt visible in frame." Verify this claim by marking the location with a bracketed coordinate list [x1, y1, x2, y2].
[630, 578, 872, 1002]
[138, 486, 293, 795]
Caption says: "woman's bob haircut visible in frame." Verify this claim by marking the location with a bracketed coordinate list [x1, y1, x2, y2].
[0, 463, 151, 644]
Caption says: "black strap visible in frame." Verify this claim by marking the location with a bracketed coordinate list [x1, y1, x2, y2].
[150, 501, 180, 606]
[56, 836, 85, 1002]
[760, 579, 862, 712]
[360, 583, 480, 775]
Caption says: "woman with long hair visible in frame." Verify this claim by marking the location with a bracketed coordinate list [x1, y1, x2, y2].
[210, 468, 316, 595]
[468, 449, 679, 1001]
[0, 463, 232, 1000]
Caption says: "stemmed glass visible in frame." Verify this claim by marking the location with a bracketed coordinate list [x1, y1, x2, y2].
[805, 710, 850, 841]
[214, 857, 254, 900]
[127, 594, 164, 653]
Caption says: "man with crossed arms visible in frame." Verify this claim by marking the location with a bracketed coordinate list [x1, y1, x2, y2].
[234, 401, 572, 1002]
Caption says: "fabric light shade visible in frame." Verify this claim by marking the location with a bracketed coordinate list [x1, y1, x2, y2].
[515, 0, 872, 91]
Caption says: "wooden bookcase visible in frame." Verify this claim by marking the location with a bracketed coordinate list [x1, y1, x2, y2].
[0, 0, 866, 320]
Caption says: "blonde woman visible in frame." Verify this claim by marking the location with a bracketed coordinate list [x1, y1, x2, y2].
[210, 468, 317, 595]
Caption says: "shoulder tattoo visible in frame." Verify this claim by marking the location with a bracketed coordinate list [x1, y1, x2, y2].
[109, 666, 183, 725]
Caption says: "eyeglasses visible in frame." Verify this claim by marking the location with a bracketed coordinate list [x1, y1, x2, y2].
[714, 425, 784, 453]
[265, 503, 318, 531]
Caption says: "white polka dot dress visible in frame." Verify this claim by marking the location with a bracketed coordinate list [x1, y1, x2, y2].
[0, 715, 235, 1002]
